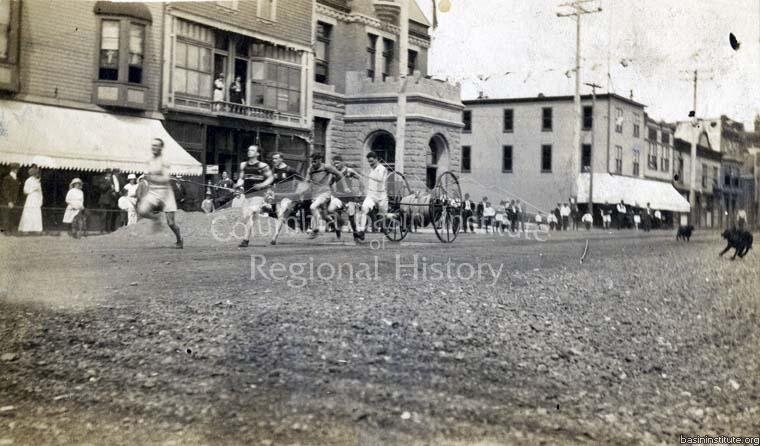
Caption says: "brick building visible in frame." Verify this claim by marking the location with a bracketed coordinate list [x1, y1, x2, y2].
[0, 0, 201, 230]
[313, 0, 463, 191]
[161, 0, 315, 180]
[460, 94, 688, 220]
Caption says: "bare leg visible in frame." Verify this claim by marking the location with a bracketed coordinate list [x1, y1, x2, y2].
[272, 202, 294, 245]
[165, 212, 182, 248]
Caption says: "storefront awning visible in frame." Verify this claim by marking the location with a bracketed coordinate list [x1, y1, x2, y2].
[576, 173, 691, 212]
[0, 100, 202, 176]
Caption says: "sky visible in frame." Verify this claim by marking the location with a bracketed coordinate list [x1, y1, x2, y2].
[417, 0, 760, 130]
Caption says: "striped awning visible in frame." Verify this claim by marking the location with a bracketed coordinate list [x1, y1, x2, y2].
[577, 173, 691, 212]
[0, 100, 202, 176]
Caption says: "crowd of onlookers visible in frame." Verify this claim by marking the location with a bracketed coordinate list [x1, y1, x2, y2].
[458, 193, 675, 233]
[0, 164, 188, 236]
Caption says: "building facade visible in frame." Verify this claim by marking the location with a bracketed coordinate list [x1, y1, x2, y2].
[460, 94, 687, 218]
[672, 134, 722, 228]
[0, 0, 201, 230]
[161, 1, 315, 180]
[313, 0, 463, 191]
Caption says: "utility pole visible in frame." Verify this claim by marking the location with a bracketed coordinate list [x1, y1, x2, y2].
[689, 69, 698, 226]
[395, 1, 409, 175]
[585, 81, 602, 224]
[558, 0, 602, 198]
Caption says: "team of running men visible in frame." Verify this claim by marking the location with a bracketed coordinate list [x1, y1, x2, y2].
[137, 139, 389, 248]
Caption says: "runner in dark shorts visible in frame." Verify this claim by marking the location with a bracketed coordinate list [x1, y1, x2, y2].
[269, 152, 305, 245]
[236, 145, 274, 248]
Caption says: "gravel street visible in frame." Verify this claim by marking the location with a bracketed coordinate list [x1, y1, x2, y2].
[1, 219, 759, 445]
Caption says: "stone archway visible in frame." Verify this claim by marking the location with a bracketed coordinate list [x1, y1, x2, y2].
[364, 130, 396, 170]
[426, 134, 450, 189]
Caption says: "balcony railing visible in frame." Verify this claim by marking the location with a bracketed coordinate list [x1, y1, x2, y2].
[172, 96, 306, 127]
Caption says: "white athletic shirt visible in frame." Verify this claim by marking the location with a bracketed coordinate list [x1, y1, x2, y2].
[366, 163, 388, 201]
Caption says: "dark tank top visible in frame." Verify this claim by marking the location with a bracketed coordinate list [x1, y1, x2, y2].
[241, 161, 270, 192]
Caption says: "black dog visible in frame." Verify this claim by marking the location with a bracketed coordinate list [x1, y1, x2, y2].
[719, 228, 753, 260]
[676, 225, 694, 241]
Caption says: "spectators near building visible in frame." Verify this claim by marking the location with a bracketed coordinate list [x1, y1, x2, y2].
[516, 199, 526, 232]
[229, 76, 244, 104]
[560, 202, 571, 231]
[582, 212, 593, 230]
[62, 178, 85, 235]
[643, 203, 653, 232]
[19, 166, 43, 233]
[1, 163, 20, 235]
[460, 193, 475, 233]
[534, 212, 543, 230]
[616, 200, 628, 230]
[201, 190, 215, 214]
[553, 204, 562, 231]
[547, 212, 558, 230]
[633, 211, 641, 230]
[653, 209, 662, 229]
[482, 201, 495, 233]
[494, 200, 507, 233]
[122, 174, 140, 226]
[476, 196, 488, 230]
[216, 171, 234, 208]
[736, 208, 747, 229]
[570, 198, 579, 230]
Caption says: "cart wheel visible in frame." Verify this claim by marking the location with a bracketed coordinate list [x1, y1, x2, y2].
[384, 171, 412, 242]
[432, 171, 462, 243]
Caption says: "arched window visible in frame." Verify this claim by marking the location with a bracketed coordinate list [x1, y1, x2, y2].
[368, 131, 396, 170]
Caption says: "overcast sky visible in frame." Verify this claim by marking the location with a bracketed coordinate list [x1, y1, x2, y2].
[417, 0, 760, 130]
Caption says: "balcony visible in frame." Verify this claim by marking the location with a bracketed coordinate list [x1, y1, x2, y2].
[93, 81, 150, 111]
[171, 96, 307, 128]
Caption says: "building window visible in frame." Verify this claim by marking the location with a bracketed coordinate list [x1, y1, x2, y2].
[503, 109, 513, 133]
[461, 146, 471, 173]
[581, 144, 591, 172]
[724, 168, 731, 187]
[251, 60, 302, 113]
[174, 39, 212, 98]
[660, 147, 670, 172]
[407, 49, 417, 75]
[313, 117, 328, 154]
[633, 113, 640, 138]
[661, 132, 670, 145]
[647, 141, 658, 170]
[702, 163, 708, 188]
[99, 20, 121, 81]
[582, 105, 593, 130]
[541, 145, 552, 172]
[676, 157, 684, 183]
[541, 107, 552, 131]
[713, 166, 719, 187]
[615, 145, 623, 173]
[615, 107, 623, 133]
[633, 150, 640, 176]
[315, 22, 330, 84]
[648, 127, 657, 141]
[366, 34, 377, 79]
[502, 145, 513, 173]
[257, 0, 276, 20]
[382, 38, 393, 80]
[462, 110, 471, 132]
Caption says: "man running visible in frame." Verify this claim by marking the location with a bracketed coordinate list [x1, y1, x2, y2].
[136, 138, 183, 248]
[269, 152, 304, 245]
[355, 151, 388, 241]
[330, 155, 364, 240]
[236, 145, 274, 248]
[304, 153, 342, 239]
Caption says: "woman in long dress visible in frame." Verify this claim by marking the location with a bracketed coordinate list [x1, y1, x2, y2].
[63, 178, 85, 236]
[18, 166, 43, 233]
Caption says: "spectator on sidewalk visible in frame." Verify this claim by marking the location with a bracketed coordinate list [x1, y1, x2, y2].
[570, 198, 580, 230]
[231, 187, 245, 208]
[201, 190, 215, 214]
[582, 211, 593, 230]
[553, 204, 561, 231]
[122, 174, 140, 226]
[560, 202, 571, 231]
[507, 200, 517, 233]
[461, 193, 475, 233]
[1, 163, 20, 235]
[476, 196, 488, 230]
[633, 211, 641, 230]
[643, 203, 653, 232]
[19, 166, 43, 233]
[616, 200, 627, 230]
[534, 212, 544, 230]
[482, 201, 495, 233]
[653, 209, 662, 229]
[495, 200, 507, 233]
[737, 208, 747, 230]
[547, 212, 558, 230]
[516, 199, 526, 232]
[216, 171, 234, 207]
[97, 169, 123, 232]
[63, 178, 85, 236]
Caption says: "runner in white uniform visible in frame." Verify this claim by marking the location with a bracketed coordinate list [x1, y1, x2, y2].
[236, 145, 274, 248]
[356, 151, 388, 241]
[136, 138, 183, 248]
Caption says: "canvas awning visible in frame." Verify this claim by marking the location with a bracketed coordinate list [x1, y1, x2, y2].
[576, 173, 691, 212]
[0, 100, 202, 176]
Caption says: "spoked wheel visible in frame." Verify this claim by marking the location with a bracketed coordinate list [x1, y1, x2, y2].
[383, 171, 412, 242]
[432, 171, 462, 243]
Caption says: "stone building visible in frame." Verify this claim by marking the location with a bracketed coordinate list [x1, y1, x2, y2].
[0, 0, 201, 229]
[313, 0, 463, 191]
[461, 94, 688, 219]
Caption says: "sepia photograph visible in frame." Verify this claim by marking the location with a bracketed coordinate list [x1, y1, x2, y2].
[0, 0, 759, 444]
